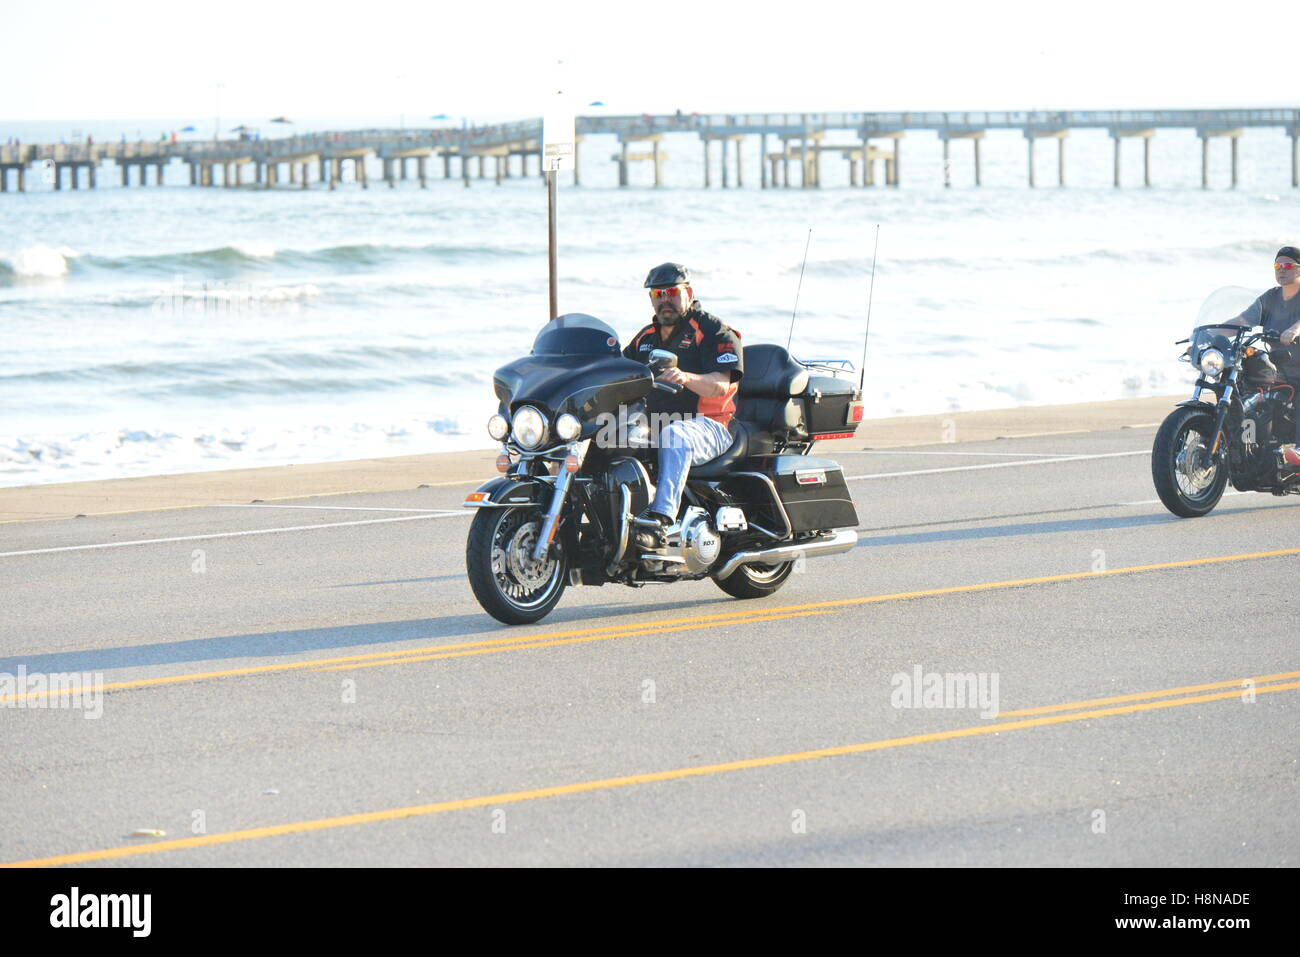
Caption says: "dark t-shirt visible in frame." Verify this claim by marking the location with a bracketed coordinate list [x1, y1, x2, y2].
[1237, 287, 1300, 377]
[622, 305, 744, 425]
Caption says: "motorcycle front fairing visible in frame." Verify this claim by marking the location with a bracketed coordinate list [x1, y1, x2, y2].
[493, 354, 651, 433]
[491, 314, 653, 436]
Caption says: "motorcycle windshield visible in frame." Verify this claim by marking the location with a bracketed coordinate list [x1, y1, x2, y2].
[1188, 287, 1259, 368]
[1194, 286, 1259, 330]
[532, 313, 623, 357]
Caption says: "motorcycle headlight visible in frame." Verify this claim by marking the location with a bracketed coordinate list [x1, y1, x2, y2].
[487, 414, 509, 441]
[511, 406, 547, 449]
[1199, 349, 1225, 376]
[555, 413, 581, 441]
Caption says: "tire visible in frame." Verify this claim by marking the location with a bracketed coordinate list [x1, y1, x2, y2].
[466, 507, 567, 625]
[713, 560, 796, 599]
[1151, 407, 1229, 517]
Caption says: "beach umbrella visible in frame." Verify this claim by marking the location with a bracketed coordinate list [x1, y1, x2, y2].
[589, 101, 605, 106]
[270, 116, 292, 124]
[430, 113, 451, 120]
[180, 125, 197, 132]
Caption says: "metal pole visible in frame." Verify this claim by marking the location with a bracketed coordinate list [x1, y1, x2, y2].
[547, 169, 558, 320]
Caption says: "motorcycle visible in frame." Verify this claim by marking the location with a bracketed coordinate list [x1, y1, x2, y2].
[463, 313, 865, 624]
[1152, 286, 1300, 517]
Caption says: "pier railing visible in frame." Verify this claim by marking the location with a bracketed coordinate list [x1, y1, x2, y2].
[3, 107, 1298, 191]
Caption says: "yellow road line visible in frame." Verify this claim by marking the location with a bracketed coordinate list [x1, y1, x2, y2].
[998, 669, 1300, 718]
[7, 678, 1297, 868]
[311, 609, 841, 672]
[0, 608, 835, 705]
[6, 544, 1300, 705]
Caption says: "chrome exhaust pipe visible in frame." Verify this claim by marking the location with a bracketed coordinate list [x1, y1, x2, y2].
[714, 528, 858, 580]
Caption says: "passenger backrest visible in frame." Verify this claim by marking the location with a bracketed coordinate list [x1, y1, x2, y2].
[739, 344, 811, 399]
[735, 343, 809, 435]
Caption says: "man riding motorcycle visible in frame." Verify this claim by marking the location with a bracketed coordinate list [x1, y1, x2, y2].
[622, 263, 744, 546]
[1232, 245, 1300, 467]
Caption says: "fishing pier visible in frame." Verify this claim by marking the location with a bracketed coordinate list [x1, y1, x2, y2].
[2, 108, 1297, 193]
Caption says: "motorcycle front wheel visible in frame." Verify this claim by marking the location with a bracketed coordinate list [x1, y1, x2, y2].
[1151, 407, 1229, 517]
[466, 507, 568, 625]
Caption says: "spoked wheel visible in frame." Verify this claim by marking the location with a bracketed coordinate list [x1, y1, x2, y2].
[1152, 407, 1229, 517]
[713, 559, 796, 599]
[466, 507, 568, 625]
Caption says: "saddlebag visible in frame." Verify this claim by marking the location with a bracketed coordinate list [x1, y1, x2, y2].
[751, 454, 859, 533]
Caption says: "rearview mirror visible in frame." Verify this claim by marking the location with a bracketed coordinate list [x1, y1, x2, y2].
[648, 349, 678, 370]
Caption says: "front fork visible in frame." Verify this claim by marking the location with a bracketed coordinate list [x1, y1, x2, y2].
[530, 440, 590, 560]
[1208, 368, 1239, 460]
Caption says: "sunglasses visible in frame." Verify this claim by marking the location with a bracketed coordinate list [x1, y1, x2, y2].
[1275, 262, 1299, 271]
[650, 286, 688, 300]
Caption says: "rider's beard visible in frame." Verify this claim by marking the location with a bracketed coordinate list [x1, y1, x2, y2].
[654, 304, 682, 327]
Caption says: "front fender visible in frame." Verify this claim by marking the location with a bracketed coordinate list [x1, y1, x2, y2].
[1175, 399, 1217, 411]
[462, 476, 549, 508]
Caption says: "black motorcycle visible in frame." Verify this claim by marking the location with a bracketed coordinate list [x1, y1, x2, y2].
[1153, 286, 1300, 517]
[463, 313, 865, 624]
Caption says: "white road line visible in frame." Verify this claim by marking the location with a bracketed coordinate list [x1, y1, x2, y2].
[1119, 490, 1252, 507]
[212, 504, 461, 513]
[0, 449, 1158, 557]
[0, 512, 473, 558]
[845, 450, 1150, 480]
[837, 450, 1080, 458]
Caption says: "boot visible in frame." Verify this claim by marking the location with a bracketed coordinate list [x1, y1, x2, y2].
[633, 510, 673, 550]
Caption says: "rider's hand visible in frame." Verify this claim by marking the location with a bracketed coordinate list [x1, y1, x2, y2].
[1284, 330, 1299, 346]
[657, 367, 692, 387]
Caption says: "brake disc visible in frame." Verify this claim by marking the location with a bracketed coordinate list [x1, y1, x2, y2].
[504, 521, 554, 590]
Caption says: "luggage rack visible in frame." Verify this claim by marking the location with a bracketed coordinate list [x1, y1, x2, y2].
[795, 357, 856, 380]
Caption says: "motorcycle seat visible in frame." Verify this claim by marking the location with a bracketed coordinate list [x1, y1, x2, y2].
[689, 420, 774, 479]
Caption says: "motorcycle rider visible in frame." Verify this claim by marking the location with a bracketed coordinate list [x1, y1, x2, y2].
[623, 263, 744, 545]
[1233, 246, 1300, 467]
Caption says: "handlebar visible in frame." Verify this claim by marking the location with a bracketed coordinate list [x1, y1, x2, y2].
[652, 380, 683, 394]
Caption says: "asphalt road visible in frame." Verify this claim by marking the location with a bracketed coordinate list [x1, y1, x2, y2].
[1, 427, 1297, 867]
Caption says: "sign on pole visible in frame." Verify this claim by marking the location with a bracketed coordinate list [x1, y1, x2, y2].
[543, 64, 573, 319]
[543, 77, 575, 172]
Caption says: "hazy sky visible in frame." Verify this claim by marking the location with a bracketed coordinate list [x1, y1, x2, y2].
[1, 0, 1289, 122]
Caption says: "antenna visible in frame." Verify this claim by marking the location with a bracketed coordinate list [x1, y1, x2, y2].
[859, 225, 880, 391]
[786, 228, 812, 351]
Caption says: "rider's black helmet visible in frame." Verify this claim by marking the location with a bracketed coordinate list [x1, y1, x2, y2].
[644, 262, 690, 288]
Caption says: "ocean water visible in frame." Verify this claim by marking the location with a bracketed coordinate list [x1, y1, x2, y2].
[1, 119, 1295, 486]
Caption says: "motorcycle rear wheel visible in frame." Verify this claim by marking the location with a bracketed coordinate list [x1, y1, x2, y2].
[466, 507, 568, 625]
[1152, 407, 1229, 517]
[713, 560, 796, 599]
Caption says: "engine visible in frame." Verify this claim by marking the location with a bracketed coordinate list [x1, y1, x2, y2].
[641, 506, 723, 577]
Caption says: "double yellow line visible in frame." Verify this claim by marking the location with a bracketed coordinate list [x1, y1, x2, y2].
[5, 544, 1300, 706]
[6, 669, 1297, 867]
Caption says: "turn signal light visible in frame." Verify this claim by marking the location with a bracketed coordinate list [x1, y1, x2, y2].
[465, 492, 488, 503]
[849, 402, 865, 424]
[563, 454, 580, 473]
[495, 453, 511, 473]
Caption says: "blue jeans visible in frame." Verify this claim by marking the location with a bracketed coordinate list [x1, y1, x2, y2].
[651, 416, 733, 520]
